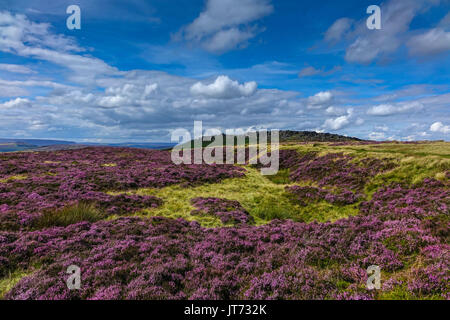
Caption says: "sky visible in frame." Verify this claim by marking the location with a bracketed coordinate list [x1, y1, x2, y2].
[0, 0, 449, 142]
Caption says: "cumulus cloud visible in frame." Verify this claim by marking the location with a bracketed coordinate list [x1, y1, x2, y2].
[322, 108, 355, 131]
[180, 0, 273, 53]
[430, 122, 450, 134]
[367, 101, 423, 116]
[323, 115, 350, 131]
[307, 91, 333, 109]
[190, 75, 257, 99]
[0, 97, 31, 109]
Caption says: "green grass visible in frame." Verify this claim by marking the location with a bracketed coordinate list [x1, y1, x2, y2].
[0, 174, 27, 183]
[264, 168, 291, 184]
[377, 285, 444, 300]
[133, 166, 360, 226]
[0, 270, 30, 299]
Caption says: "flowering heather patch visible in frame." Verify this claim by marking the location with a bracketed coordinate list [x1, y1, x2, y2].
[289, 152, 396, 191]
[274, 149, 396, 193]
[286, 186, 364, 206]
[190, 197, 254, 225]
[0, 147, 245, 230]
[359, 178, 449, 221]
[278, 150, 395, 207]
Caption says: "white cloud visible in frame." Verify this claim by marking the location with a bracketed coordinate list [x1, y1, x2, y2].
[307, 91, 333, 108]
[0, 97, 31, 109]
[322, 108, 354, 131]
[0, 63, 35, 74]
[298, 66, 321, 77]
[324, 18, 353, 43]
[144, 83, 158, 95]
[298, 65, 341, 78]
[180, 0, 273, 53]
[374, 124, 389, 132]
[0, 85, 29, 97]
[323, 115, 350, 130]
[325, 106, 346, 116]
[408, 28, 450, 56]
[202, 28, 255, 53]
[369, 132, 386, 140]
[98, 95, 130, 108]
[325, 0, 442, 64]
[367, 101, 423, 116]
[439, 12, 450, 28]
[190, 75, 257, 99]
[430, 122, 450, 134]
[0, 11, 118, 84]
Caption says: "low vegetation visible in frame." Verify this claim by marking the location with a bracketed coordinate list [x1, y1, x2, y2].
[0, 141, 448, 300]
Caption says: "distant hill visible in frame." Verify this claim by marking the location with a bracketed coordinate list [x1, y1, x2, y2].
[0, 139, 176, 152]
[277, 130, 361, 142]
[0, 138, 75, 146]
[0, 139, 75, 152]
[0, 142, 37, 152]
[86, 142, 177, 150]
[182, 130, 362, 149]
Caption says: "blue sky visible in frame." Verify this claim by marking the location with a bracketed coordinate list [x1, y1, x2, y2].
[0, 0, 449, 142]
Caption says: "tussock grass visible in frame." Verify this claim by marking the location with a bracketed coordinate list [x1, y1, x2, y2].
[35, 202, 103, 228]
